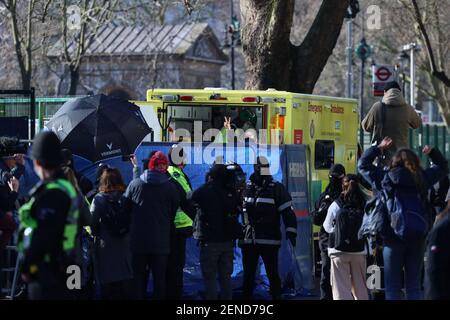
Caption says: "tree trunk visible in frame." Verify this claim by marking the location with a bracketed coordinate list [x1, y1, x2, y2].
[240, 0, 350, 93]
[68, 65, 80, 95]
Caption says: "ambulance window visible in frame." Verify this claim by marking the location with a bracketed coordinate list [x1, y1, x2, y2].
[315, 140, 335, 169]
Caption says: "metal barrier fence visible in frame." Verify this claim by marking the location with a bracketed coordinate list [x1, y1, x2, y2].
[0, 95, 82, 133]
[360, 125, 449, 167]
[0, 89, 35, 139]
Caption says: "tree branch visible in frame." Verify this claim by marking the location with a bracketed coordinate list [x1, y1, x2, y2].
[292, 0, 350, 93]
[411, 0, 450, 87]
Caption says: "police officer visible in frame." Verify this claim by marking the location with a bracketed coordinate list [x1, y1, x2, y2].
[165, 144, 195, 299]
[311, 164, 345, 300]
[240, 156, 297, 300]
[0, 136, 25, 214]
[18, 131, 80, 300]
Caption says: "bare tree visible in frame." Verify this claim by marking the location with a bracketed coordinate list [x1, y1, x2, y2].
[239, 0, 350, 92]
[383, 0, 450, 130]
[56, 0, 119, 95]
[408, 0, 450, 129]
[0, 0, 51, 90]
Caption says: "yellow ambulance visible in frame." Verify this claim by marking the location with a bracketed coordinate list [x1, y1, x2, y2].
[135, 88, 359, 253]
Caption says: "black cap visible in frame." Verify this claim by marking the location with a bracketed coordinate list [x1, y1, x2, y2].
[384, 81, 401, 92]
[31, 131, 63, 168]
[255, 156, 270, 167]
[329, 164, 346, 178]
[208, 164, 227, 181]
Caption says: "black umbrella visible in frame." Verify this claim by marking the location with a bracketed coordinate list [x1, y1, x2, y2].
[46, 94, 152, 162]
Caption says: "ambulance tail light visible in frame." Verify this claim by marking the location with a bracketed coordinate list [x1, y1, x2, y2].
[242, 96, 260, 103]
[179, 95, 194, 102]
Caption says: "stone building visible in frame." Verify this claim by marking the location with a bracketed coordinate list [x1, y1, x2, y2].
[48, 22, 228, 100]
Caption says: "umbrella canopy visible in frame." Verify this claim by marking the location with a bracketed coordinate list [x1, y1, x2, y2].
[46, 94, 152, 162]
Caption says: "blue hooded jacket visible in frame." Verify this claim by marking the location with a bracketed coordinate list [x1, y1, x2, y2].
[358, 146, 448, 241]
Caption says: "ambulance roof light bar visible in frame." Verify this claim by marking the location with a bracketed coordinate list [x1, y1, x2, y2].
[179, 95, 194, 102]
[161, 95, 178, 102]
[260, 96, 286, 103]
[204, 87, 228, 90]
[210, 93, 227, 100]
[242, 96, 260, 103]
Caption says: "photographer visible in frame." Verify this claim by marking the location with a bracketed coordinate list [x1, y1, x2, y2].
[0, 137, 26, 213]
[0, 137, 26, 296]
[192, 163, 243, 300]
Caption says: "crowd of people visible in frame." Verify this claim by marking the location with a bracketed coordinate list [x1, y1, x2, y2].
[312, 81, 450, 300]
[0, 131, 296, 300]
[0, 80, 449, 300]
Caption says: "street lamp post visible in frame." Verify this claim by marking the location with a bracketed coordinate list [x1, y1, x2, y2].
[226, 0, 241, 90]
[397, 51, 409, 96]
[345, 0, 360, 98]
[356, 38, 372, 148]
[402, 43, 421, 108]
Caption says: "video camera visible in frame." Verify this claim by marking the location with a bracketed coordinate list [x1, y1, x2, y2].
[0, 136, 28, 159]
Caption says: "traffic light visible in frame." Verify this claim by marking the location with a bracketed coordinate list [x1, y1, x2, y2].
[356, 38, 372, 61]
[346, 0, 360, 19]
[228, 15, 241, 45]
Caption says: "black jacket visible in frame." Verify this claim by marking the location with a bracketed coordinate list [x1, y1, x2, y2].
[191, 180, 240, 243]
[425, 213, 450, 300]
[132, 165, 196, 222]
[123, 170, 180, 255]
[240, 174, 296, 246]
[312, 183, 341, 251]
[0, 161, 25, 214]
[90, 191, 133, 285]
[358, 146, 449, 242]
[21, 172, 71, 277]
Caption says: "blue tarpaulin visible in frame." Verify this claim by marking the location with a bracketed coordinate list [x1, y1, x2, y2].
[20, 142, 314, 299]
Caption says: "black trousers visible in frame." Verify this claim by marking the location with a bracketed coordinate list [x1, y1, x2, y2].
[320, 250, 333, 300]
[166, 232, 187, 300]
[100, 280, 133, 300]
[132, 253, 168, 300]
[242, 244, 281, 300]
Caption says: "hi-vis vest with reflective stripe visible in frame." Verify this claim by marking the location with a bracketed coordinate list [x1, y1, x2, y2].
[168, 166, 193, 229]
[18, 179, 80, 254]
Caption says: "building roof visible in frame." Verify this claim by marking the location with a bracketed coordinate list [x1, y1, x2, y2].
[48, 22, 228, 63]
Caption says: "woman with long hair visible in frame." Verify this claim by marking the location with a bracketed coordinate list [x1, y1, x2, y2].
[90, 167, 133, 299]
[312, 164, 346, 300]
[323, 174, 369, 300]
[358, 137, 448, 300]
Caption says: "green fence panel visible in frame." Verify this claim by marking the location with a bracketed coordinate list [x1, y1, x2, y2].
[0, 96, 84, 130]
[409, 124, 450, 168]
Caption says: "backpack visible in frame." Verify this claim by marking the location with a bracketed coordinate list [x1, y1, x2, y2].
[358, 192, 389, 240]
[102, 195, 130, 237]
[331, 201, 366, 252]
[387, 187, 429, 241]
